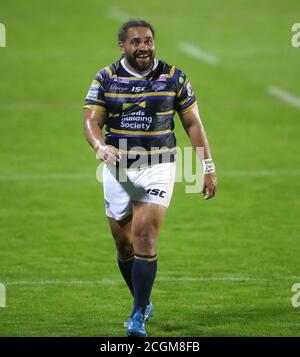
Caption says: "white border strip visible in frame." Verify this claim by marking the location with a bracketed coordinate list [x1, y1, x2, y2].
[179, 42, 219, 65]
[268, 86, 300, 109]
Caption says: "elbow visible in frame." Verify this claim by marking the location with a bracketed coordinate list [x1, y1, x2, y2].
[185, 120, 199, 133]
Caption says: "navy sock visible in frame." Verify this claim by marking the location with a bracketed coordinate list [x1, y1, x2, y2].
[117, 255, 135, 297]
[132, 255, 157, 314]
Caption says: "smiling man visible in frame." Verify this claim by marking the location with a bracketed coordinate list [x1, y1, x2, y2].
[83, 19, 217, 337]
[121, 26, 154, 72]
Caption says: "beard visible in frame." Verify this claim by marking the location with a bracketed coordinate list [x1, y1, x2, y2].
[125, 50, 155, 72]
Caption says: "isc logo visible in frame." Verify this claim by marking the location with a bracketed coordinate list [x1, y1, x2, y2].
[146, 188, 166, 198]
[132, 86, 145, 93]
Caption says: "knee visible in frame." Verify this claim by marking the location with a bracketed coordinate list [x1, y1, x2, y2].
[116, 240, 134, 259]
[112, 233, 133, 259]
[132, 229, 156, 256]
[139, 231, 155, 245]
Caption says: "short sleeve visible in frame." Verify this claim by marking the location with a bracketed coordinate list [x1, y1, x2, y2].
[83, 70, 107, 112]
[174, 71, 197, 113]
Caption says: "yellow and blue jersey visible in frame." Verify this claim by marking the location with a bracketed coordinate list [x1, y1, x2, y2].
[84, 59, 197, 167]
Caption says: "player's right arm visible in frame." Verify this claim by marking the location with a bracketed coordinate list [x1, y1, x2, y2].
[83, 109, 121, 163]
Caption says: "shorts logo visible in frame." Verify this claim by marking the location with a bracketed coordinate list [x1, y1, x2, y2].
[104, 199, 110, 209]
[146, 188, 166, 198]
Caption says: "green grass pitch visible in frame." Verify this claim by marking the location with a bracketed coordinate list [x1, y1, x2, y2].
[0, 0, 300, 336]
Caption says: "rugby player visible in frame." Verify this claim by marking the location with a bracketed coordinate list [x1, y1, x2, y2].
[83, 19, 217, 337]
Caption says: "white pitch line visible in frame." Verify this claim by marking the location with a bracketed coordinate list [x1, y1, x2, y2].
[107, 8, 132, 22]
[268, 86, 300, 109]
[7, 279, 118, 286]
[219, 170, 300, 177]
[5, 276, 300, 286]
[1, 170, 300, 182]
[0, 174, 95, 181]
[179, 42, 219, 65]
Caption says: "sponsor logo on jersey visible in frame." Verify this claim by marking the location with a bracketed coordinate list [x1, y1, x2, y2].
[122, 101, 146, 110]
[87, 80, 100, 100]
[120, 110, 153, 131]
[110, 84, 128, 93]
[131, 86, 146, 93]
[117, 77, 130, 84]
[158, 74, 167, 81]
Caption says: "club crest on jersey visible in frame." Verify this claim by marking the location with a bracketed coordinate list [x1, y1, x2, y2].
[151, 82, 167, 91]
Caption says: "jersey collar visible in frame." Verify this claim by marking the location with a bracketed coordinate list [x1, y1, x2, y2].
[120, 58, 158, 78]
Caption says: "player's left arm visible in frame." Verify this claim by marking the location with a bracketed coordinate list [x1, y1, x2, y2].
[178, 103, 217, 200]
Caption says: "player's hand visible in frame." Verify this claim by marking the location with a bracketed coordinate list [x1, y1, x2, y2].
[202, 172, 217, 200]
[95, 144, 122, 164]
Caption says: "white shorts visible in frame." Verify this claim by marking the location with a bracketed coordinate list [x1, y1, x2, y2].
[103, 162, 176, 221]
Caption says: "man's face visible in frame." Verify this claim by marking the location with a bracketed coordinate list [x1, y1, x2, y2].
[119, 27, 155, 72]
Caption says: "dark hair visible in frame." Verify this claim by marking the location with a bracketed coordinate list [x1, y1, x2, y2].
[118, 19, 155, 42]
